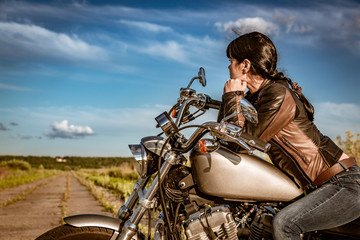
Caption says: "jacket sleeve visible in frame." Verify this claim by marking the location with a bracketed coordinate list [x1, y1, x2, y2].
[217, 91, 245, 127]
[219, 83, 297, 142]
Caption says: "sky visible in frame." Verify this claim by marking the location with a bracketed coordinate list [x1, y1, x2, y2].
[0, 0, 359, 157]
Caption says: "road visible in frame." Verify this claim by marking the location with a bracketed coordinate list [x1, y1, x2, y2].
[0, 173, 113, 240]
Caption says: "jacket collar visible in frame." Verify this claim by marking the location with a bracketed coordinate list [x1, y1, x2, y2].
[245, 78, 272, 101]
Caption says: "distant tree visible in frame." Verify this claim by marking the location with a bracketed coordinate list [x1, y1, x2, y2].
[337, 130, 360, 165]
[1, 159, 31, 171]
[0, 155, 133, 170]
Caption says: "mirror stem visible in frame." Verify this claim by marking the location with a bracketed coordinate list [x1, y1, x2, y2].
[187, 77, 200, 88]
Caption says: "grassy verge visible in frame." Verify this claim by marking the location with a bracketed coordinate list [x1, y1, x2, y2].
[0, 168, 61, 190]
[61, 173, 71, 224]
[0, 174, 61, 208]
[76, 162, 138, 202]
[73, 171, 122, 214]
[74, 163, 159, 238]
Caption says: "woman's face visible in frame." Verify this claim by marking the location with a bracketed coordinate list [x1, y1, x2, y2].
[228, 58, 245, 80]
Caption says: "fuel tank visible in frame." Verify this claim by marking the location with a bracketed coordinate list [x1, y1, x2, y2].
[190, 146, 303, 201]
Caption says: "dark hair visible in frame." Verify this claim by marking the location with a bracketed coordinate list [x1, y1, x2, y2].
[226, 32, 315, 121]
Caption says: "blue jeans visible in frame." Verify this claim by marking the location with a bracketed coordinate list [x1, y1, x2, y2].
[272, 165, 360, 239]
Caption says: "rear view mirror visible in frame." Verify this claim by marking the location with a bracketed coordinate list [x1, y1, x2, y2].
[240, 98, 258, 124]
[187, 67, 207, 88]
[198, 67, 206, 87]
[220, 98, 258, 128]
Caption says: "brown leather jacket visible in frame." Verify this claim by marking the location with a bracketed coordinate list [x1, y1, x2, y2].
[218, 79, 343, 189]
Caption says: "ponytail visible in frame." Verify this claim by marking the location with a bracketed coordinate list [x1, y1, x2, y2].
[269, 71, 315, 121]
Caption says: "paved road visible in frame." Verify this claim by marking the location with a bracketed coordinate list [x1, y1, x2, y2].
[0, 173, 113, 240]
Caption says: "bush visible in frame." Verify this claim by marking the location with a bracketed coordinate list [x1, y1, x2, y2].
[1, 159, 32, 171]
[107, 162, 138, 180]
[337, 130, 360, 165]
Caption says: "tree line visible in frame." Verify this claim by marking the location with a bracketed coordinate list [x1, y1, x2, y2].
[0, 155, 134, 170]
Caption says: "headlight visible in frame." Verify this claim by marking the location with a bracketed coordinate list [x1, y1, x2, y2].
[129, 143, 159, 178]
[129, 144, 147, 178]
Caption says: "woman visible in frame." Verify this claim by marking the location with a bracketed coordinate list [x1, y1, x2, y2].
[218, 31, 360, 239]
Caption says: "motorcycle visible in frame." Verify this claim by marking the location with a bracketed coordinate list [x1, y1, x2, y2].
[37, 68, 360, 240]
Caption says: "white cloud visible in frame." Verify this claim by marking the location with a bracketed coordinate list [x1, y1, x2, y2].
[137, 41, 188, 63]
[45, 120, 94, 139]
[0, 83, 35, 91]
[314, 102, 360, 139]
[215, 17, 280, 36]
[131, 34, 222, 66]
[0, 22, 107, 61]
[119, 20, 172, 33]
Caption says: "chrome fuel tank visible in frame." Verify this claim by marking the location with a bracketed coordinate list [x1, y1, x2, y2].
[190, 146, 303, 201]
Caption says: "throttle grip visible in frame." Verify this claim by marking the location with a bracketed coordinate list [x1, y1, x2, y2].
[205, 96, 221, 110]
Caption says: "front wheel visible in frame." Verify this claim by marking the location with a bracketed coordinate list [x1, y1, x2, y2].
[35, 225, 116, 240]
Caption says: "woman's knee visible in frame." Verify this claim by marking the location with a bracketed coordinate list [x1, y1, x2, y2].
[272, 212, 286, 233]
[272, 210, 302, 239]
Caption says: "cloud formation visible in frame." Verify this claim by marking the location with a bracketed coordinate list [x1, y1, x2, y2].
[0, 83, 34, 91]
[119, 20, 172, 33]
[215, 17, 280, 36]
[213, 2, 360, 54]
[0, 22, 107, 62]
[137, 40, 188, 63]
[45, 120, 94, 139]
[314, 102, 360, 138]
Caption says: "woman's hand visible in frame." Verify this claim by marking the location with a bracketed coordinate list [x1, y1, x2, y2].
[224, 78, 247, 93]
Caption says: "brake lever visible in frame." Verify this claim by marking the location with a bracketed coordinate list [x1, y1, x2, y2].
[210, 128, 254, 155]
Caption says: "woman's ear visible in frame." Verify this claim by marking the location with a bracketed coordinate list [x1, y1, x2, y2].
[243, 59, 251, 73]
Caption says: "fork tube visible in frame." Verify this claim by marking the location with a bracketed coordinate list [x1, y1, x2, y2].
[117, 177, 148, 221]
[131, 160, 173, 224]
[117, 153, 176, 240]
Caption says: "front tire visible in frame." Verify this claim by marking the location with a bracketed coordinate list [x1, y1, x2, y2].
[36, 225, 115, 240]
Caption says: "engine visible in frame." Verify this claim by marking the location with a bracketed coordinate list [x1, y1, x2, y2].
[182, 204, 275, 240]
[161, 166, 276, 240]
[184, 205, 238, 240]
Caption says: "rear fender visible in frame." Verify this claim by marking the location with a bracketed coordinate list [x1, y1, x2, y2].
[64, 214, 121, 231]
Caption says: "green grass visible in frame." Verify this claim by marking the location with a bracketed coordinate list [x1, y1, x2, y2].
[72, 162, 139, 214]
[61, 173, 71, 224]
[0, 167, 60, 190]
[74, 171, 120, 214]
[76, 164, 138, 202]
[0, 174, 62, 208]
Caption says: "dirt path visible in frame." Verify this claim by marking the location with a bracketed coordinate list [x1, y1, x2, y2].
[0, 173, 113, 240]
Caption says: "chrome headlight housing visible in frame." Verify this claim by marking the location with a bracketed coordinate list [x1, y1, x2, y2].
[129, 143, 150, 178]
[129, 136, 168, 178]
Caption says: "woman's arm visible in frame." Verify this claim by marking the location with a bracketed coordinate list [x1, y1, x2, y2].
[219, 81, 297, 142]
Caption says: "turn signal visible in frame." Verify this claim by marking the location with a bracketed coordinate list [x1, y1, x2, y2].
[198, 139, 220, 154]
[172, 108, 177, 118]
[199, 139, 207, 154]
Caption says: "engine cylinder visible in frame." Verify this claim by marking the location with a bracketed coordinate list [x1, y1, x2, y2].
[184, 205, 238, 240]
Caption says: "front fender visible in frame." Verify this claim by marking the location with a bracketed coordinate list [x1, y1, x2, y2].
[64, 214, 121, 231]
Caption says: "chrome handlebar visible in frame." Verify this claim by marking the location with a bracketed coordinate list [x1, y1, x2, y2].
[173, 89, 270, 154]
[180, 121, 270, 154]
[174, 94, 206, 126]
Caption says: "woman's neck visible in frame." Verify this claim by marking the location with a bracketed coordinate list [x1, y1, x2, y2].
[247, 75, 265, 93]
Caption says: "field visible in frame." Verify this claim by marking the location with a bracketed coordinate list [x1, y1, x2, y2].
[0, 157, 137, 213]
[0, 158, 138, 239]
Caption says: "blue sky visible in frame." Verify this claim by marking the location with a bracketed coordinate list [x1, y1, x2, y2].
[0, 0, 359, 157]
